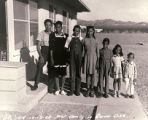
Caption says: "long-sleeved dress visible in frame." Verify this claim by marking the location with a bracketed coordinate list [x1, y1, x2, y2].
[83, 37, 99, 74]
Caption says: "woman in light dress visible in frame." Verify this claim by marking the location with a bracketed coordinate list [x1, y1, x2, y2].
[83, 26, 99, 97]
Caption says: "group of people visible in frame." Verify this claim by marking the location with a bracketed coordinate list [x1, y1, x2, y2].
[31, 19, 137, 99]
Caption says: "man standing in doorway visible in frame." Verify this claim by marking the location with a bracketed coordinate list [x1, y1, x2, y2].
[32, 19, 53, 90]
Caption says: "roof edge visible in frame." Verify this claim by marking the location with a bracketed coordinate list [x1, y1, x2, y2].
[78, 0, 90, 12]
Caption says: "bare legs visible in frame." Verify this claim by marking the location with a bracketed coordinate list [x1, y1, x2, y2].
[86, 74, 95, 97]
[55, 76, 66, 95]
[113, 78, 121, 97]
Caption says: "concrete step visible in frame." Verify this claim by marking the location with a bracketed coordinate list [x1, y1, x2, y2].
[0, 81, 48, 112]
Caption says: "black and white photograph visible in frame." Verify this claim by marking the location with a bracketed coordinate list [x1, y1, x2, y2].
[0, 0, 148, 119]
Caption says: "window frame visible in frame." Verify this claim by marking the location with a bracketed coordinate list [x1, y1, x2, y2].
[62, 10, 69, 34]
[13, 0, 38, 54]
[49, 4, 56, 32]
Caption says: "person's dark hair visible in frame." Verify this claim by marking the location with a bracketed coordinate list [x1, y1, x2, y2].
[102, 38, 110, 45]
[73, 25, 81, 32]
[85, 26, 96, 39]
[127, 52, 135, 59]
[54, 21, 63, 27]
[44, 19, 53, 25]
[113, 44, 123, 56]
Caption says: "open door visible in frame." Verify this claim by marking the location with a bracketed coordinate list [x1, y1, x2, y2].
[0, 0, 7, 61]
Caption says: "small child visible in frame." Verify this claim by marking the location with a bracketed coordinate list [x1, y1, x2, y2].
[65, 25, 83, 96]
[97, 38, 112, 98]
[83, 26, 99, 97]
[49, 21, 68, 95]
[124, 52, 137, 99]
[112, 44, 124, 97]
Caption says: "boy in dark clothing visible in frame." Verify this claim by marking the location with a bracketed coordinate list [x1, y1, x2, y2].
[65, 25, 83, 96]
[96, 38, 112, 98]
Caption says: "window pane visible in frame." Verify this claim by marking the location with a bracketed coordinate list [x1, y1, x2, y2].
[49, 5, 53, 19]
[53, 9, 56, 22]
[63, 26, 67, 33]
[67, 16, 69, 34]
[14, 21, 29, 50]
[13, 0, 28, 20]
[63, 11, 67, 25]
[30, 0, 38, 22]
[30, 23, 38, 46]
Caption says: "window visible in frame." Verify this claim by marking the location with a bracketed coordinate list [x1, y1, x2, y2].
[13, 0, 38, 50]
[29, 0, 38, 46]
[63, 10, 69, 34]
[13, 0, 29, 50]
[14, 21, 29, 50]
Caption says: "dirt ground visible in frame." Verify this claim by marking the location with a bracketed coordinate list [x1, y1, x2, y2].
[0, 104, 94, 120]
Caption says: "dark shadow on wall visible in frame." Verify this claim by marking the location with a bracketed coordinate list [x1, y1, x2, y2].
[20, 47, 49, 90]
[0, 0, 7, 59]
[20, 47, 37, 81]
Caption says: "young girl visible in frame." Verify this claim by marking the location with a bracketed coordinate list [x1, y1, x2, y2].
[97, 38, 112, 98]
[124, 52, 137, 99]
[112, 44, 124, 97]
[49, 21, 68, 95]
[83, 26, 99, 97]
[65, 25, 83, 96]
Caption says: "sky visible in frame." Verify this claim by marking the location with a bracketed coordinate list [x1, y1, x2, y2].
[78, 0, 148, 22]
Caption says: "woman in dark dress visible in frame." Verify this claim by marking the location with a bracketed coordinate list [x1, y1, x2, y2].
[49, 21, 68, 95]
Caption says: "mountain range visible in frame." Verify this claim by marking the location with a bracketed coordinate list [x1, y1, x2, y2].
[78, 19, 148, 32]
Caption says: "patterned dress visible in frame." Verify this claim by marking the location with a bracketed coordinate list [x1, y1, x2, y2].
[83, 38, 99, 74]
[112, 55, 124, 79]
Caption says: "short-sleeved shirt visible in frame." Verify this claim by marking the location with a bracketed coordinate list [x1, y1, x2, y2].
[37, 30, 51, 46]
[112, 55, 124, 67]
[124, 61, 137, 79]
[99, 48, 112, 64]
[112, 55, 124, 79]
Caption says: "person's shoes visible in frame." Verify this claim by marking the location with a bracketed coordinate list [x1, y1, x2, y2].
[130, 95, 135, 99]
[61, 90, 66, 95]
[31, 84, 38, 91]
[90, 90, 95, 97]
[68, 91, 74, 96]
[55, 90, 60, 95]
[48, 89, 54, 94]
[125, 94, 129, 98]
[96, 92, 103, 98]
[85, 89, 90, 97]
[117, 91, 121, 98]
[75, 91, 80, 96]
[113, 90, 116, 98]
[104, 94, 109, 98]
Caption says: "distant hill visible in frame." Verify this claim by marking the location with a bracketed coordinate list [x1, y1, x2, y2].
[78, 19, 148, 33]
